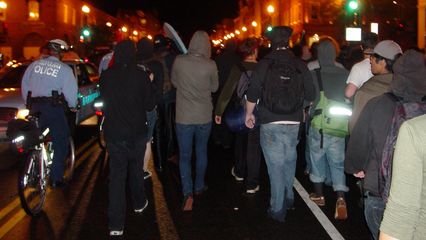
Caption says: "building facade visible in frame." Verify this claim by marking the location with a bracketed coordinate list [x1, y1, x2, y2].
[0, 0, 160, 61]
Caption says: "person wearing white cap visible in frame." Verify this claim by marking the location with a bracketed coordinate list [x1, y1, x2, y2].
[349, 40, 402, 132]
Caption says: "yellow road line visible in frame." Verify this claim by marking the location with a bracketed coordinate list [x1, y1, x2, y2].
[150, 159, 180, 240]
[0, 199, 20, 221]
[76, 137, 97, 156]
[0, 138, 98, 227]
[0, 209, 26, 239]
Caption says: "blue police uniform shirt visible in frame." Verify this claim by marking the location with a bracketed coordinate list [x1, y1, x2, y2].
[21, 56, 78, 108]
[98, 51, 113, 76]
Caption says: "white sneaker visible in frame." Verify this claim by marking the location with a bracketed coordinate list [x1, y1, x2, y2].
[109, 230, 123, 236]
[246, 185, 260, 194]
[231, 167, 244, 181]
[134, 199, 149, 213]
[143, 170, 152, 180]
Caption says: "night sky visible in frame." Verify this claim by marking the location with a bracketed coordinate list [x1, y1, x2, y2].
[89, 0, 239, 42]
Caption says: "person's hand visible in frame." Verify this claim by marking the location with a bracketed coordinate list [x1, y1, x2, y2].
[245, 113, 256, 129]
[353, 171, 365, 178]
[215, 115, 221, 124]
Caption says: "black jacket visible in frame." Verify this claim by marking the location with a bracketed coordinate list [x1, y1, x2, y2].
[345, 50, 426, 195]
[137, 38, 164, 105]
[100, 40, 155, 141]
[246, 49, 315, 123]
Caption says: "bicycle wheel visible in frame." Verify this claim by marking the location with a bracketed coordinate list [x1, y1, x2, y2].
[18, 150, 47, 216]
[63, 137, 75, 181]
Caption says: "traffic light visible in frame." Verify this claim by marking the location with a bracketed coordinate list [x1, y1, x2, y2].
[266, 25, 273, 32]
[82, 27, 91, 37]
[347, 0, 358, 11]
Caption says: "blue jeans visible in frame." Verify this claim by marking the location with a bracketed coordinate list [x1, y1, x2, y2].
[364, 193, 385, 240]
[308, 128, 348, 192]
[260, 123, 299, 222]
[176, 122, 212, 196]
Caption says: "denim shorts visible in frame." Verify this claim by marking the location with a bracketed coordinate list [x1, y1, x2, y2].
[146, 107, 158, 142]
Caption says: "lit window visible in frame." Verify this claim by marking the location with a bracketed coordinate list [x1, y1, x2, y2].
[28, 0, 40, 21]
[63, 4, 68, 23]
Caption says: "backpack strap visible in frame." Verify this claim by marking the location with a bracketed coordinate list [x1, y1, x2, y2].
[314, 68, 323, 91]
[236, 62, 250, 79]
[314, 68, 324, 148]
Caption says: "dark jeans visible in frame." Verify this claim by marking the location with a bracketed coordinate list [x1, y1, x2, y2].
[107, 137, 147, 231]
[31, 103, 69, 182]
[153, 91, 177, 170]
[234, 128, 261, 189]
[364, 193, 385, 240]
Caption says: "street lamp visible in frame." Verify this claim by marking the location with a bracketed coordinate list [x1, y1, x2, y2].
[267, 5, 275, 14]
[106, 22, 112, 27]
[82, 5, 90, 14]
[0, 1, 7, 9]
[251, 21, 258, 27]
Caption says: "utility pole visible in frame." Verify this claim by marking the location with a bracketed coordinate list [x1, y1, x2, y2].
[419, 0, 426, 49]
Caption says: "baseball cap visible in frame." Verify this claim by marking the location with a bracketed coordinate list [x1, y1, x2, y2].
[365, 40, 402, 60]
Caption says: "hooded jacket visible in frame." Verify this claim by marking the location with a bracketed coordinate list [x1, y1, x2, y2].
[345, 50, 426, 195]
[100, 40, 155, 141]
[308, 39, 349, 105]
[137, 38, 164, 105]
[171, 31, 219, 124]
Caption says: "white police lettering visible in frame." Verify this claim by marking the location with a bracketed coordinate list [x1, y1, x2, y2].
[33, 60, 61, 77]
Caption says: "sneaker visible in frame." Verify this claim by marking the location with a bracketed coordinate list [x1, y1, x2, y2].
[134, 199, 149, 213]
[246, 185, 260, 194]
[143, 170, 152, 180]
[182, 195, 193, 211]
[194, 185, 208, 196]
[309, 193, 325, 206]
[109, 230, 123, 236]
[334, 197, 348, 220]
[231, 167, 244, 181]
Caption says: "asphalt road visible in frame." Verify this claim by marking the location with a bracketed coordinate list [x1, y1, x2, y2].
[0, 123, 372, 240]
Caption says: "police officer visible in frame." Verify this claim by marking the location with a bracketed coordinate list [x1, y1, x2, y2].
[21, 39, 78, 188]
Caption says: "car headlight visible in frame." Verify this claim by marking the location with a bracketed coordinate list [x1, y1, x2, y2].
[16, 109, 29, 119]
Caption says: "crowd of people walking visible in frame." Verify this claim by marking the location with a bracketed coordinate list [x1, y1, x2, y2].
[94, 25, 426, 239]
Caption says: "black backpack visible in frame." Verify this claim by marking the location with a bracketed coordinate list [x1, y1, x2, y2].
[262, 58, 304, 114]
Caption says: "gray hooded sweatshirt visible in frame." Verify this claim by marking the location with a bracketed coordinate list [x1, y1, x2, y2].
[345, 49, 426, 195]
[171, 31, 219, 124]
[308, 39, 349, 105]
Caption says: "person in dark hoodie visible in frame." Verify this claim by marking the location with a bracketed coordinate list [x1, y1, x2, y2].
[345, 49, 426, 240]
[171, 30, 219, 211]
[306, 37, 349, 220]
[244, 26, 315, 222]
[136, 37, 164, 180]
[212, 38, 241, 148]
[99, 40, 155, 237]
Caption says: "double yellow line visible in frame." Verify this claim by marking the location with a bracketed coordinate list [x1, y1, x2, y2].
[0, 137, 98, 239]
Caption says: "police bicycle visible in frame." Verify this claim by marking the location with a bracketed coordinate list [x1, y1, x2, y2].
[8, 111, 75, 216]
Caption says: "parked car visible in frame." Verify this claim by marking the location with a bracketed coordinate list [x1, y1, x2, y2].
[0, 59, 100, 141]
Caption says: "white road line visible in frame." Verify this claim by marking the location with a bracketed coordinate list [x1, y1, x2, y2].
[293, 178, 345, 240]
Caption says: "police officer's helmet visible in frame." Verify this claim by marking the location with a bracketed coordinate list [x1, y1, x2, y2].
[47, 39, 69, 52]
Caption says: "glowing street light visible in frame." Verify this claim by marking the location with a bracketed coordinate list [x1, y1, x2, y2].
[106, 22, 112, 27]
[133, 30, 139, 36]
[121, 26, 128, 32]
[235, 30, 241, 35]
[81, 5, 90, 14]
[251, 21, 258, 27]
[242, 26, 248, 32]
[267, 5, 275, 14]
[0, 1, 7, 9]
